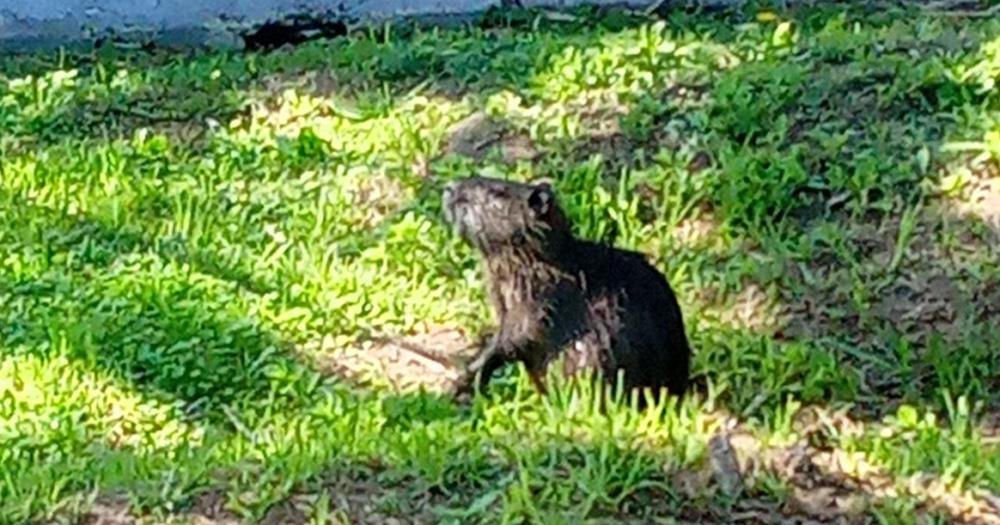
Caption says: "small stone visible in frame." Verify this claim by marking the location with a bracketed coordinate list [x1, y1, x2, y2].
[708, 432, 744, 496]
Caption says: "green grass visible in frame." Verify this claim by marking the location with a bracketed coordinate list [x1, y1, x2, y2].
[1, 3, 1000, 524]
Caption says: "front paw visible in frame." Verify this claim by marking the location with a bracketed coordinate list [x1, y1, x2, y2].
[451, 371, 476, 401]
[452, 369, 491, 404]
[453, 388, 473, 406]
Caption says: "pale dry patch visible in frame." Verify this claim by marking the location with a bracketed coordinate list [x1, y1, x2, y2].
[696, 282, 781, 333]
[78, 492, 242, 525]
[341, 170, 409, 230]
[952, 169, 1000, 238]
[938, 145, 1000, 234]
[310, 326, 476, 394]
[443, 110, 539, 164]
[673, 207, 723, 249]
[78, 497, 135, 525]
[257, 71, 342, 101]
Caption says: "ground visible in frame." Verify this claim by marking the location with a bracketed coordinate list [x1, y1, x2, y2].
[1, 2, 1000, 524]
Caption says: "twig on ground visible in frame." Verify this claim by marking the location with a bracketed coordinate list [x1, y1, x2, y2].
[369, 336, 458, 371]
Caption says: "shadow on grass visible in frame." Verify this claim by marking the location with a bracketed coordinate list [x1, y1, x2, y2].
[0, 206, 466, 524]
[0, 197, 469, 420]
[0, 6, 658, 152]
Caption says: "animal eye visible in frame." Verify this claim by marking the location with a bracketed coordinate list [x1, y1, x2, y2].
[528, 186, 552, 211]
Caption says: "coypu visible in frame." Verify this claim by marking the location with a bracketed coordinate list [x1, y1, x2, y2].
[442, 176, 691, 407]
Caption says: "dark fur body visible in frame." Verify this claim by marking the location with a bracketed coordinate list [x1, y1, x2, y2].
[443, 176, 691, 405]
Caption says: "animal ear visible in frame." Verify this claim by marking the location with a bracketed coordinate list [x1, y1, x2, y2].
[533, 178, 554, 190]
[528, 183, 554, 215]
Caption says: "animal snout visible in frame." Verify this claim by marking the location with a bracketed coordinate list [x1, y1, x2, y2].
[443, 181, 457, 201]
[442, 181, 461, 224]
[442, 181, 466, 208]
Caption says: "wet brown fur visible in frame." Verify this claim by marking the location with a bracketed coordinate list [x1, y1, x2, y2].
[442, 176, 691, 407]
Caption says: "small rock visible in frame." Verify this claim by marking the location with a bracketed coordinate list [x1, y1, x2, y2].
[708, 432, 744, 496]
[500, 133, 539, 163]
[444, 111, 504, 160]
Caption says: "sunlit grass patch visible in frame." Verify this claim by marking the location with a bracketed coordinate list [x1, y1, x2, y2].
[0, 353, 204, 520]
[0, 353, 202, 454]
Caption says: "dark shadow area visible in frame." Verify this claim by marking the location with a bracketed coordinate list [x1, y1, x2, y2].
[240, 14, 349, 52]
[0, 197, 468, 522]
[0, 5, 674, 150]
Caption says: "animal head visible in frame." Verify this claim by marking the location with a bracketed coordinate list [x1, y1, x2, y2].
[442, 176, 568, 254]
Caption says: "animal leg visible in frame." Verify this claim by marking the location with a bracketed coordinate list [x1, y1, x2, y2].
[453, 342, 509, 400]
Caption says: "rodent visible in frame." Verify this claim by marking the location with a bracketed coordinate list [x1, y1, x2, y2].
[442, 176, 691, 407]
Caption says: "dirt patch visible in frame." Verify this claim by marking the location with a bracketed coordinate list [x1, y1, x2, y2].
[571, 128, 633, 171]
[951, 159, 1000, 239]
[75, 491, 241, 525]
[304, 472, 446, 525]
[78, 497, 136, 525]
[443, 111, 538, 164]
[674, 207, 723, 247]
[316, 326, 477, 394]
[684, 407, 1000, 525]
[255, 70, 343, 106]
[696, 282, 781, 333]
[75, 475, 445, 525]
[177, 490, 242, 525]
[777, 201, 1000, 356]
